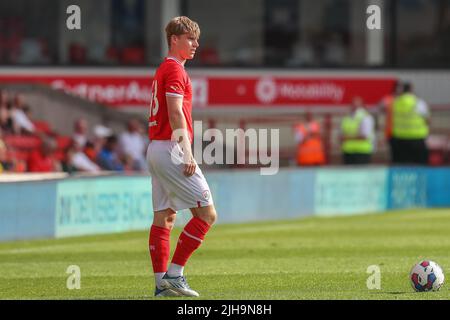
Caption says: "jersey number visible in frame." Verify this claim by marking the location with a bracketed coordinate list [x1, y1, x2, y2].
[150, 80, 159, 116]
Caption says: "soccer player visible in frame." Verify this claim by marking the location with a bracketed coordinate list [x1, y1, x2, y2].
[147, 16, 217, 297]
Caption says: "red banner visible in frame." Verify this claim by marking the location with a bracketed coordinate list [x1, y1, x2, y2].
[0, 75, 152, 107]
[206, 77, 396, 106]
[0, 73, 396, 108]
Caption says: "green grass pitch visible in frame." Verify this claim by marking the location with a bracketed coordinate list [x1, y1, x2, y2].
[0, 209, 449, 299]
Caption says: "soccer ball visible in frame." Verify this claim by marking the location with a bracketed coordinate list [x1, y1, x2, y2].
[410, 260, 445, 292]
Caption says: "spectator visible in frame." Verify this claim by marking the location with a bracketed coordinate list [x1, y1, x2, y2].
[0, 104, 14, 134]
[0, 128, 11, 172]
[340, 97, 375, 165]
[86, 124, 113, 162]
[11, 94, 35, 134]
[84, 141, 99, 163]
[293, 112, 326, 166]
[67, 140, 101, 173]
[120, 153, 136, 172]
[0, 90, 8, 105]
[391, 82, 430, 165]
[97, 135, 124, 171]
[0, 90, 14, 134]
[27, 137, 61, 172]
[118, 118, 147, 171]
[72, 117, 89, 148]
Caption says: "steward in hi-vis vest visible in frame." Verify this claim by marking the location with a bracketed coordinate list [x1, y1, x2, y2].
[391, 82, 430, 165]
[340, 97, 375, 165]
[294, 118, 325, 166]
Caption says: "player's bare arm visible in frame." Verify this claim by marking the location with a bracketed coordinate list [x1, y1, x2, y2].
[167, 95, 196, 177]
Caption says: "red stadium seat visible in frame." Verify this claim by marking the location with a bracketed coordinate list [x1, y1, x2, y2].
[6, 149, 29, 162]
[3, 135, 42, 150]
[120, 47, 145, 65]
[33, 121, 52, 134]
[56, 136, 72, 150]
[54, 150, 66, 161]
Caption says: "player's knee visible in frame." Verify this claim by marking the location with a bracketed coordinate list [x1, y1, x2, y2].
[164, 215, 176, 229]
[153, 219, 175, 230]
[153, 210, 176, 230]
[191, 205, 217, 226]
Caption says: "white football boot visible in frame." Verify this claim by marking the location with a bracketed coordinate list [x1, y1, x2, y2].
[160, 274, 199, 297]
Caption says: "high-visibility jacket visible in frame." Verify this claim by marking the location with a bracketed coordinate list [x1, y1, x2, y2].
[295, 121, 325, 165]
[392, 93, 429, 139]
[341, 112, 373, 154]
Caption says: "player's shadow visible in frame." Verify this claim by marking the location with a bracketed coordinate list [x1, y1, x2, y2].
[384, 291, 409, 295]
[369, 291, 408, 295]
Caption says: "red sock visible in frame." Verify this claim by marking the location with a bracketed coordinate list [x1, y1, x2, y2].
[149, 225, 171, 273]
[171, 217, 211, 266]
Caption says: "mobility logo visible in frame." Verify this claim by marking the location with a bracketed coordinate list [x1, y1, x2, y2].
[255, 77, 278, 104]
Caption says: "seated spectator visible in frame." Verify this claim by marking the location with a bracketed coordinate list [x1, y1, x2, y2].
[0, 104, 14, 134]
[0, 90, 14, 134]
[97, 135, 124, 171]
[0, 90, 8, 105]
[86, 124, 113, 162]
[72, 117, 89, 148]
[27, 137, 61, 172]
[66, 140, 101, 173]
[0, 128, 11, 172]
[118, 119, 147, 171]
[94, 124, 112, 139]
[120, 153, 136, 172]
[84, 141, 98, 163]
[11, 94, 35, 134]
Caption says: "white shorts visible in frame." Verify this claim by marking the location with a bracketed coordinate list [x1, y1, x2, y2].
[146, 140, 213, 212]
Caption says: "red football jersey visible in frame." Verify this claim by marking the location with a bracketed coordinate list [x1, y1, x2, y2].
[148, 57, 193, 143]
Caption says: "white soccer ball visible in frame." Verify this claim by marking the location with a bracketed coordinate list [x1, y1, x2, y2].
[410, 260, 445, 292]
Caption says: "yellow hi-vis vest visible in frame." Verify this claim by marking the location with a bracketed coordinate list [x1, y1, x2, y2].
[392, 93, 429, 139]
[341, 114, 373, 154]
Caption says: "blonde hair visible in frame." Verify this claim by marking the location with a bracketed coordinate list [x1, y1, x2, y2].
[165, 16, 200, 49]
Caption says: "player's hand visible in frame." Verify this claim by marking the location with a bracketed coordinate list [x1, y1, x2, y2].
[183, 153, 196, 177]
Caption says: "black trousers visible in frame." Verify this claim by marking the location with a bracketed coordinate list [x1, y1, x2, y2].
[343, 153, 371, 165]
[388, 137, 395, 163]
[391, 138, 428, 165]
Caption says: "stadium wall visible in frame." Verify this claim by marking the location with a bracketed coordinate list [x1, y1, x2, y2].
[1, 167, 449, 241]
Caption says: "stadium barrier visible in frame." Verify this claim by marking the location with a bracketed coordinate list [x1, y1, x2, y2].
[1, 167, 449, 241]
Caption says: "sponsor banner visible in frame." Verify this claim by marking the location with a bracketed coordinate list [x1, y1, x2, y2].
[2, 167, 450, 241]
[55, 177, 152, 237]
[208, 77, 396, 107]
[314, 168, 388, 216]
[426, 168, 450, 207]
[0, 73, 395, 108]
[387, 168, 428, 210]
[0, 75, 152, 107]
[0, 181, 56, 241]
[205, 169, 315, 223]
